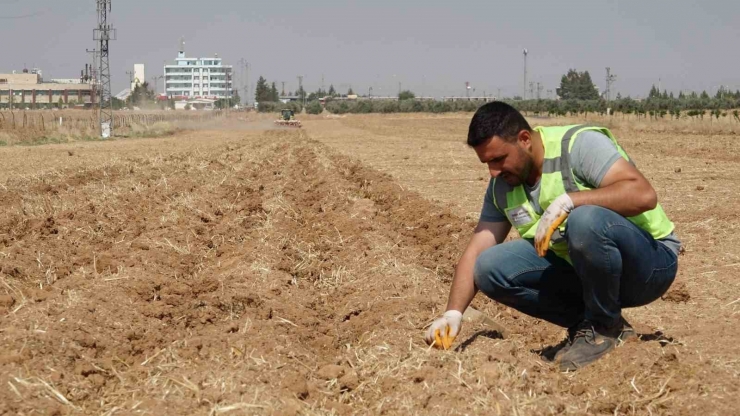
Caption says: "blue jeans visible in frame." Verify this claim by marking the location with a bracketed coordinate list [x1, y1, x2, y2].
[473, 206, 678, 329]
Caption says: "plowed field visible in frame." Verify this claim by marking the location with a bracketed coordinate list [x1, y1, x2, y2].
[0, 114, 738, 415]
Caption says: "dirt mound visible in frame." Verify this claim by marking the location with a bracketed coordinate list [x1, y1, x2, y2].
[0, 129, 736, 415]
[662, 282, 691, 303]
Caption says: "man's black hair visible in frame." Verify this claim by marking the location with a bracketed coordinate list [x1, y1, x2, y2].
[467, 101, 532, 147]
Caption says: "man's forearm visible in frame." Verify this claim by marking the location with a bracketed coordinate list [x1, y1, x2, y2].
[569, 179, 657, 217]
[445, 249, 479, 313]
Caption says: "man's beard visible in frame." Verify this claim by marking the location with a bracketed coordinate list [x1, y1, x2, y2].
[502, 147, 533, 186]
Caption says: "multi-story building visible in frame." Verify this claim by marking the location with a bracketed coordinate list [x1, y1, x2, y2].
[0, 69, 94, 109]
[164, 46, 232, 100]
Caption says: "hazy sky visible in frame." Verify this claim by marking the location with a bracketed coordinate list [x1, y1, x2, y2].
[1, 0, 738, 99]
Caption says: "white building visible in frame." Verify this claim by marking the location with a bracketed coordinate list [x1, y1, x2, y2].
[132, 64, 145, 91]
[164, 44, 232, 100]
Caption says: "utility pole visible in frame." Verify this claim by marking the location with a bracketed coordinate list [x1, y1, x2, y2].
[86, 48, 99, 108]
[522, 49, 528, 100]
[245, 62, 250, 106]
[529, 82, 534, 100]
[281, 81, 285, 96]
[237, 58, 245, 104]
[94, 0, 115, 138]
[150, 75, 163, 95]
[125, 71, 135, 106]
[297, 75, 304, 106]
[605, 67, 617, 101]
[536, 82, 543, 100]
[225, 67, 232, 112]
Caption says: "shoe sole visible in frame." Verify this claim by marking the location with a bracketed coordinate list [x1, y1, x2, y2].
[558, 328, 636, 371]
[559, 340, 617, 371]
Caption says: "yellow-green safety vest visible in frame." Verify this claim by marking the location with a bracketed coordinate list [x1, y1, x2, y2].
[491, 124, 675, 263]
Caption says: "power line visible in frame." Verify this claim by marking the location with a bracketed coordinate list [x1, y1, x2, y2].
[0, 11, 44, 19]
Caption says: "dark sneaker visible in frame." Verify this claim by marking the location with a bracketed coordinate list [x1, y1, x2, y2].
[551, 326, 579, 362]
[558, 318, 635, 371]
[617, 317, 636, 345]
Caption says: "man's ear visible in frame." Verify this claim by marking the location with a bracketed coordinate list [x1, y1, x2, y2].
[517, 129, 532, 148]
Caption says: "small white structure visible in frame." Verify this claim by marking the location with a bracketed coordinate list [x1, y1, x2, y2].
[174, 98, 216, 111]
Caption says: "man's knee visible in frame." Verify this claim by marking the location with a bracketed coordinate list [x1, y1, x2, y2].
[473, 245, 512, 296]
[566, 205, 611, 254]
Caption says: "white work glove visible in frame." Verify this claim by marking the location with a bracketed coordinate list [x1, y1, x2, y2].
[424, 310, 463, 350]
[535, 193, 574, 257]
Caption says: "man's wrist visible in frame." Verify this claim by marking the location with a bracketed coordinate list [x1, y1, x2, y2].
[443, 310, 463, 319]
[563, 192, 578, 209]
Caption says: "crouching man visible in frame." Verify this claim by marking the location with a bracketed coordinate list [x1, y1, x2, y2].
[425, 102, 680, 371]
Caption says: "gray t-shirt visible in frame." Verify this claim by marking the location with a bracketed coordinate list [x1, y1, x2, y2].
[480, 130, 681, 255]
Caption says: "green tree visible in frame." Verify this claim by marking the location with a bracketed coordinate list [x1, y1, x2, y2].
[347, 87, 354, 96]
[254, 76, 271, 103]
[112, 97, 126, 110]
[715, 86, 729, 99]
[556, 69, 599, 100]
[307, 88, 326, 102]
[296, 85, 306, 102]
[215, 90, 240, 109]
[398, 90, 415, 100]
[128, 81, 156, 108]
[270, 82, 279, 102]
[305, 101, 323, 114]
[328, 84, 336, 97]
[648, 85, 660, 98]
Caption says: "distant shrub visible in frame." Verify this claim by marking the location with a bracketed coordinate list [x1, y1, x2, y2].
[257, 101, 303, 113]
[305, 101, 323, 114]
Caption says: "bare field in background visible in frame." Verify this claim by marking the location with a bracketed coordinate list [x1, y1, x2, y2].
[0, 110, 233, 145]
[0, 113, 737, 415]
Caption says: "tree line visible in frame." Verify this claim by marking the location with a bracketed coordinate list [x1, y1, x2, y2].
[249, 69, 739, 122]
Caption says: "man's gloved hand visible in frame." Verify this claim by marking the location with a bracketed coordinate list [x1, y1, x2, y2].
[424, 310, 463, 350]
[535, 193, 574, 257]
